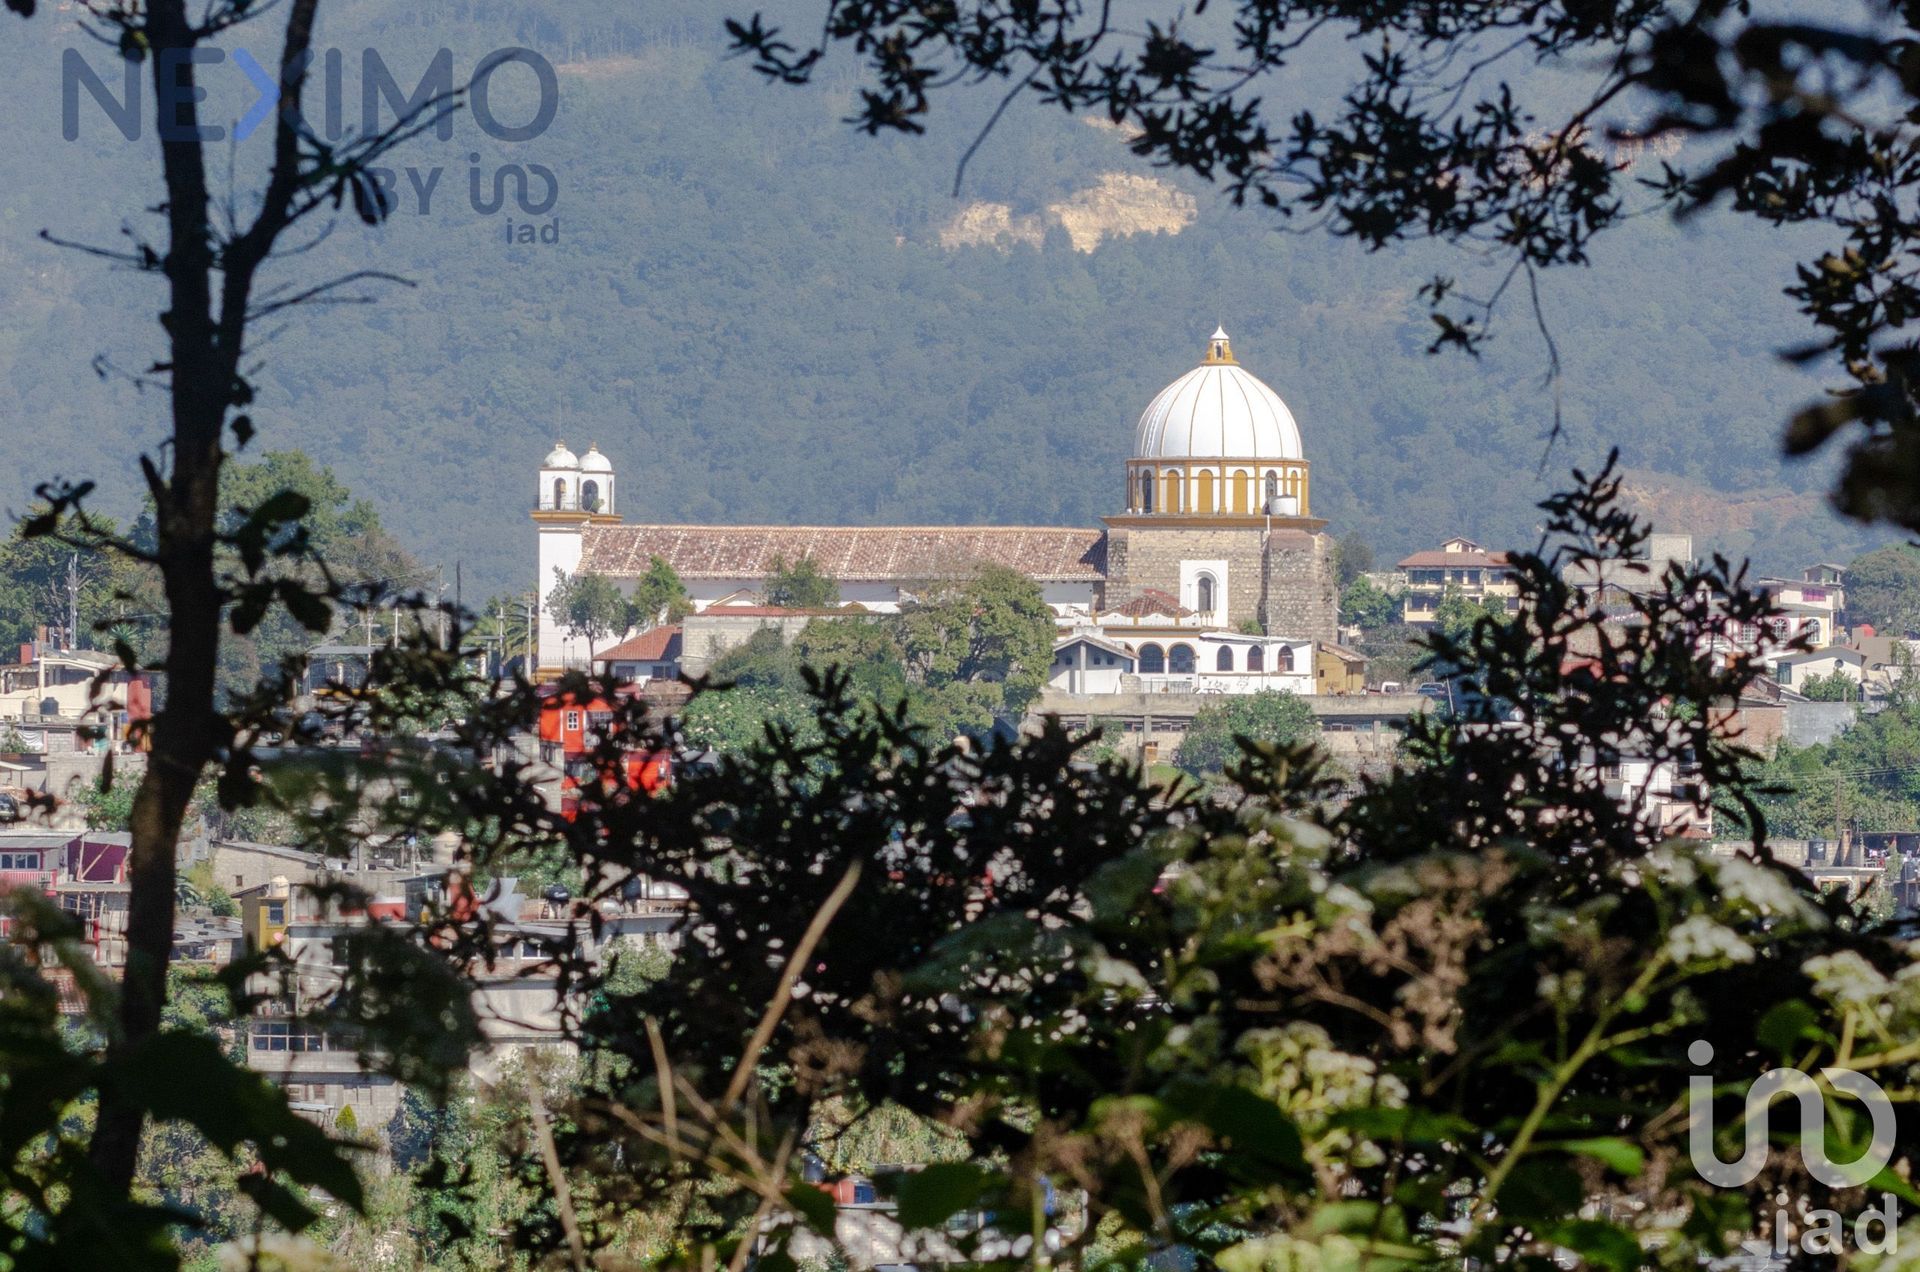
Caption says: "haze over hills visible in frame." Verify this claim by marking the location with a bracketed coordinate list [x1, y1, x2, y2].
[0, 0, 1888, 600]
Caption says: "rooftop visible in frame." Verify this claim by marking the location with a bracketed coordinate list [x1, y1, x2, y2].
[579, 524, 1107, 583]
[595, 625, 683, 664]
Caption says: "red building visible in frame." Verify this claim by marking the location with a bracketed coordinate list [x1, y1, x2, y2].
[535, 685, 672, 817]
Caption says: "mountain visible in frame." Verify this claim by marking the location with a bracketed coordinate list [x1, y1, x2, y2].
[0, 0, 1892, 599]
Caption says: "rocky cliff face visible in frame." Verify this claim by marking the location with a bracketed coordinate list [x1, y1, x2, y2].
[937, 172, 1197, 253]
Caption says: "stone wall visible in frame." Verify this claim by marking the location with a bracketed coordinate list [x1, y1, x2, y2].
[1102, 523, 1338, 642]
[1103, 525, 1268, 626]
[1261, 530, 1339, 644]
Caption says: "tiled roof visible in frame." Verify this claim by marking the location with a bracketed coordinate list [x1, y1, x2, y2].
[579, 525, 1107, 582]
[1107, 588, 1192, 619]
[1397, 548, 1510, 569]
[693, 605, 868, 618]
[596, 625, 682, 664]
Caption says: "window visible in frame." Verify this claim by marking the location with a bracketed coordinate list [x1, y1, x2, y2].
[1216, 646, 1234, 671]
[1276, 646, 1295, 672]
[252, 1020, 325, 1053]
[551, 477, 565, 509]
[1169, 645, 1196, 674]
[264, 900, 286, 924]
[1139, 471, 1154, 512]
[564, 710, 582, 731]
[581, 479, 600, 512]
[1248, 646, 1264, 672]
[0, 853, 42, 871]
[1264, 472, 1279, 504]
[1197, 575, 1216, 613]
[1138, 644, 1165, 674]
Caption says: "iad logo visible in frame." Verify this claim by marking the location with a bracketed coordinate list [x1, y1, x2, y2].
[1687, 1039, 1895, 1187]
[1688, 1040, 1902, 1257]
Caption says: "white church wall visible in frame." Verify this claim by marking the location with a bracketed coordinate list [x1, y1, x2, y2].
[536, 523, 587, 672]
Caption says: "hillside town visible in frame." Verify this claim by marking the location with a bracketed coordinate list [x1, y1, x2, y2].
[3, 329, 1917, 1153]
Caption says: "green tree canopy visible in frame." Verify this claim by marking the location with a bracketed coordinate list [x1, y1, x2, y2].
[1846, 544, 1920, 635]
[1332, 530, 1374, 587]
[546, 569, 629, 660]
[1339, 575, 1399, 631]
[897, 565, 1054, 715]
[764, 554, 839, 609]
[1174, 689, 1319, 777]
[1434, 587, 1511, 641]
[627, 555, 692, 628]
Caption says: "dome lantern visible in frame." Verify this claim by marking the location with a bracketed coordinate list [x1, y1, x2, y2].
[1123, 327, 1313, 519]
[1203, 325, 1235, 366]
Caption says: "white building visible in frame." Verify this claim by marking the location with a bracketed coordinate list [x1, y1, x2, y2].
[532, 327, 1342, 677]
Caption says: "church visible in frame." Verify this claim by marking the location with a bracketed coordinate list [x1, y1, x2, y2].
[532, 327, 1338, 676]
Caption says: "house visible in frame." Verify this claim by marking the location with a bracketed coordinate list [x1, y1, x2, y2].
[0, 644, 153, 751]
[676, 605, 869, 678]
[1562, 533, 1695, 611]
[1048, 634, 1137, 695]
[1771, 647, 1864, 693]
[1757, 567, 1845, 647]
[1315, 642, 1368, 695]
[594, 624, 683, 684]
[1395, 538, 1518, 626]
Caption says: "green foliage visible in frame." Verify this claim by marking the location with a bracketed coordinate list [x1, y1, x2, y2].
[1846, 544, 1920, 635]
[683, 566, 1053, 751]
[5, 2, 1888, 607]
[1332, 531, 1373, 586]
[546, 568, 629, 659]
[0, 511, 135, 651]
[1799, 670, 1861, 702]
[1433, 586, 1510, 641]
[478, 464, 1920, 1272]
[896, 565, 1054, 715]
[765, 554, 839, 609]
[628, 555, 692, 627]
[1339, 575, 1400, 631]
[1174, 690, 1319, 776]
[78, 773, 136, 831]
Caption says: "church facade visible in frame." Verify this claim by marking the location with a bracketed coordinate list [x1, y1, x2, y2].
[533, 328, 1338, 675]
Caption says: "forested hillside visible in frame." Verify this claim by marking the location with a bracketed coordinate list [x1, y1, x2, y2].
[0, 0, 1887, 597]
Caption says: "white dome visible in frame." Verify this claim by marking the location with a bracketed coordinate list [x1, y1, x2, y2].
[1133, 330, 1303, 461]
[542, 441, 579, 470]
[579, 444, 613, 474]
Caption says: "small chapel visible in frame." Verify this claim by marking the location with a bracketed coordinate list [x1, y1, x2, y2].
[532, 327, 1338, 676]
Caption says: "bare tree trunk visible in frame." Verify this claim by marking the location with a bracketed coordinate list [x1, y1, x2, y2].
[88, 0, 324, 1199]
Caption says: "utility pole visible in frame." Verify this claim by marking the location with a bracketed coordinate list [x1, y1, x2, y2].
[67, 554, 79, 650]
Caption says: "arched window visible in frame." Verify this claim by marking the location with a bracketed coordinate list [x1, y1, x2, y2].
[1139, 471, 1154, 512]
[552, 477, 566, 509]
[1169, 644, 1196, 674]
[1196, 470, 1215, 513]
[1276, 645, 1295, 672]
[1163, 470, 1180, 513]
[1197, 574, 1216, 614]
[1248, 646, 1264, 672]
[581, 480, 601, 513]
[1138, 643, 1165, 674]
[1232, 471, 1250, 514]
[1215, 646, 1234, 672]
[1263, 472, 1279, 505]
